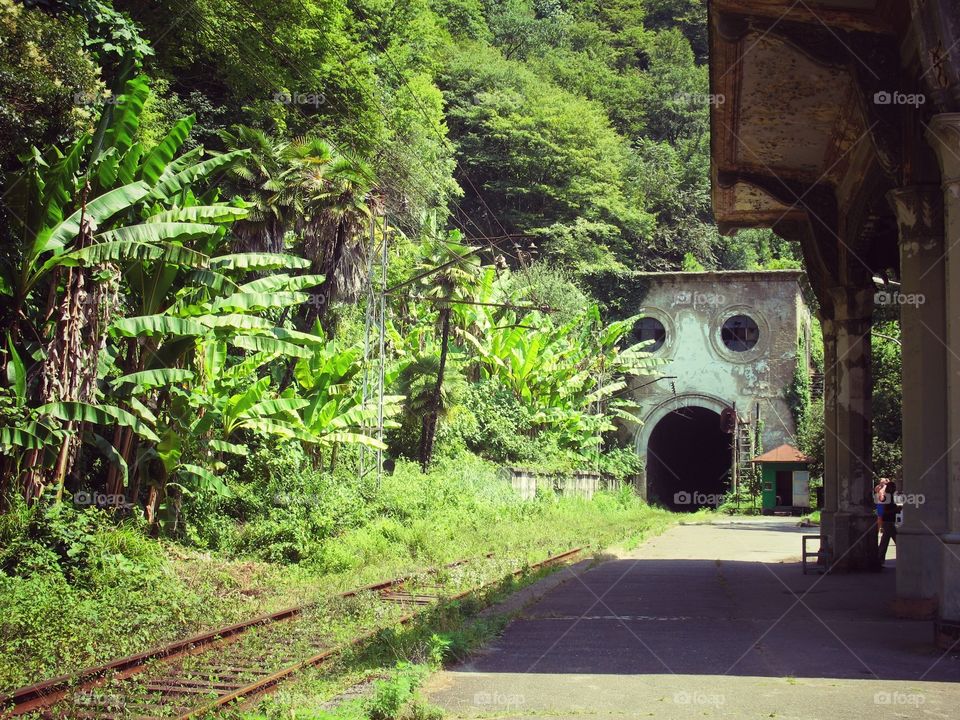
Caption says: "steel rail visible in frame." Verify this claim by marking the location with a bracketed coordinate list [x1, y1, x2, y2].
[0, 554, 493, 718]
[181, 547, 584, 719]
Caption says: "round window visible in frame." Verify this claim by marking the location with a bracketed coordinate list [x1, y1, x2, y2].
[721, 314, 759, 352]
[633, 317, 666, 352]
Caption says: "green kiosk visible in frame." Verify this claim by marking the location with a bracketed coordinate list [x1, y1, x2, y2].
[753, 444, 812, 516]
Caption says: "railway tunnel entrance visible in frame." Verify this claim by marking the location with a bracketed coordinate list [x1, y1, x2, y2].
[646, 406, 731, 511]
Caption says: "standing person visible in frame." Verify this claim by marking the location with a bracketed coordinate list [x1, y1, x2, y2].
[874, 478, 889, 533]
[878, 480, 900, 566]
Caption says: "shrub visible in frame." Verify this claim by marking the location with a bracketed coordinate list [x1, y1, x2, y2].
[460, 379, 536, 463]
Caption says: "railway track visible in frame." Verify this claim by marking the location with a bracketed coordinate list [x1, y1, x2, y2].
[1, 547, 582, 719]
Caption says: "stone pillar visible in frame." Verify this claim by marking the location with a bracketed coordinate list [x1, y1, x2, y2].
[819, 316, 839, 554]
[888, 186, 948, 618]
[826, 286, 877, 572]
[926, 114, 960, 646]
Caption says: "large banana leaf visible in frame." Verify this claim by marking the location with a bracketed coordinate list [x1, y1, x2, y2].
[208, 439, 247, 455]
[140, 115, 195, 184]
[230, 335, 312, 358]
[182, 269, 239, 297]
[36, 401, 160, 442]
[41, 136, 89, 232]
[195, 314, 275, 332]
[0, 425, 45, 451]
[224, 376, 269, 422]
[270, 327, 328, 348]
[145, 205, 248, 224]
[239, 273, 325, 294]
[116, 143, 144, 187]
[98, 75, 150, 160]
[112, 368, 196, 391]
[246, 398, 309, 419]
[127, 396, 158, 424]
[177, 463, 233, 497]
[95, 222, 218, 248]
[90, 433, 128, 484]
[57, 240, 166, 267]
[218, 350, 278, 383]
[58, 239, 209, 270]
[111, 315, 209, 338]
[321, 431, 387, 450]
[36, 180, 151, 258]
[207, 291, 310, 314]
[233, 418, 308, 441]
[209, 253, 311, 271]
[146, 150, 250, 201]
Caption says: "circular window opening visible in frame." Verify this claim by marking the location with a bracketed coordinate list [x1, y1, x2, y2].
[721, 314, 760, 352]
[634, 317, 666, 352]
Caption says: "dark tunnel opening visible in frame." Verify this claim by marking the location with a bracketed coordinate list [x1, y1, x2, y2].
[647, 407, 732, 511]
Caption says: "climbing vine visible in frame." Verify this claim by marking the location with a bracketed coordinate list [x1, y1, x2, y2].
[785, 334, 812, 431]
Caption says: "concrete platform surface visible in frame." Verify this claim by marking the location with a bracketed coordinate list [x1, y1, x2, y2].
[425, 517, 960, 719]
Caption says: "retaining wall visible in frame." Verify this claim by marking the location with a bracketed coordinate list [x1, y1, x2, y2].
[504, 467, 623, 500]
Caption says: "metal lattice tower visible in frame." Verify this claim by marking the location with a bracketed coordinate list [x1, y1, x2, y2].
[359, 213, 388, 486]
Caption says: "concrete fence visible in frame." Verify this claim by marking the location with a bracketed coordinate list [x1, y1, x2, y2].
[503, 467, 623, 500]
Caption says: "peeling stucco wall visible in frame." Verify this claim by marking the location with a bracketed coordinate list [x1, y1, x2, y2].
[625, 270, 809, 478]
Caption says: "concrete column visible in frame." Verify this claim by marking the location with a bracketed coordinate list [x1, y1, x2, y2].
[820, 316, 839, 552]
[826, 286, 877, 572]
[926, 114, 960, 646]
[888, 186, 948, 618]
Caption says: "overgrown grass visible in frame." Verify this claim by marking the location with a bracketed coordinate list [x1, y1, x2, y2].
[0, 454, 675, 693]
[229, 560, 575, 720]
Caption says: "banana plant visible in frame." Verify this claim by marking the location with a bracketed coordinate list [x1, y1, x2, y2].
[0, 74, 252, 499]
[293, 340, 400, 455]
[461, 293, 662, 453]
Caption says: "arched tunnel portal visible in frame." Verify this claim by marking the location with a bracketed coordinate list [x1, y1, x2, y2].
[639, 399, 733, 511]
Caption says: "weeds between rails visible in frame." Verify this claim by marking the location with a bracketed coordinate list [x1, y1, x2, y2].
[2, 548, 582, 719]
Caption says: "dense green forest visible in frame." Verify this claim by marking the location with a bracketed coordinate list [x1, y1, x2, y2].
[2, 0, 799, 274]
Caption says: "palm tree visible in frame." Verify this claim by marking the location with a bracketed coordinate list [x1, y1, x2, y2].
[413, 229, 480, 469]
[219, 129, 378, 331]
[218, 126, 303, 254]
[296, 148, 378, 329]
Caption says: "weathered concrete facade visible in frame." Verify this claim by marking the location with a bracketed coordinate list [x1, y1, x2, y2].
[708, 0, 960, 646]
[627, 270, 810, 508]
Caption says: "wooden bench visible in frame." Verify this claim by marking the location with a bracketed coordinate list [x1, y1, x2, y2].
[802, 534, 831, 574]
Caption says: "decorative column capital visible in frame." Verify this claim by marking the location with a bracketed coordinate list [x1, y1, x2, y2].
[887, 185, 945, 243]
[926, 113, 960, 191]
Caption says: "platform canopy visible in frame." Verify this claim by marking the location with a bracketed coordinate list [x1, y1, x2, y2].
[708, 0, 924, 306]
[707, 0, 960, 643]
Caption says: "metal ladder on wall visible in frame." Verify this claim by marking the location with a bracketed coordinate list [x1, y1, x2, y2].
[733, 418, 754, 492]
